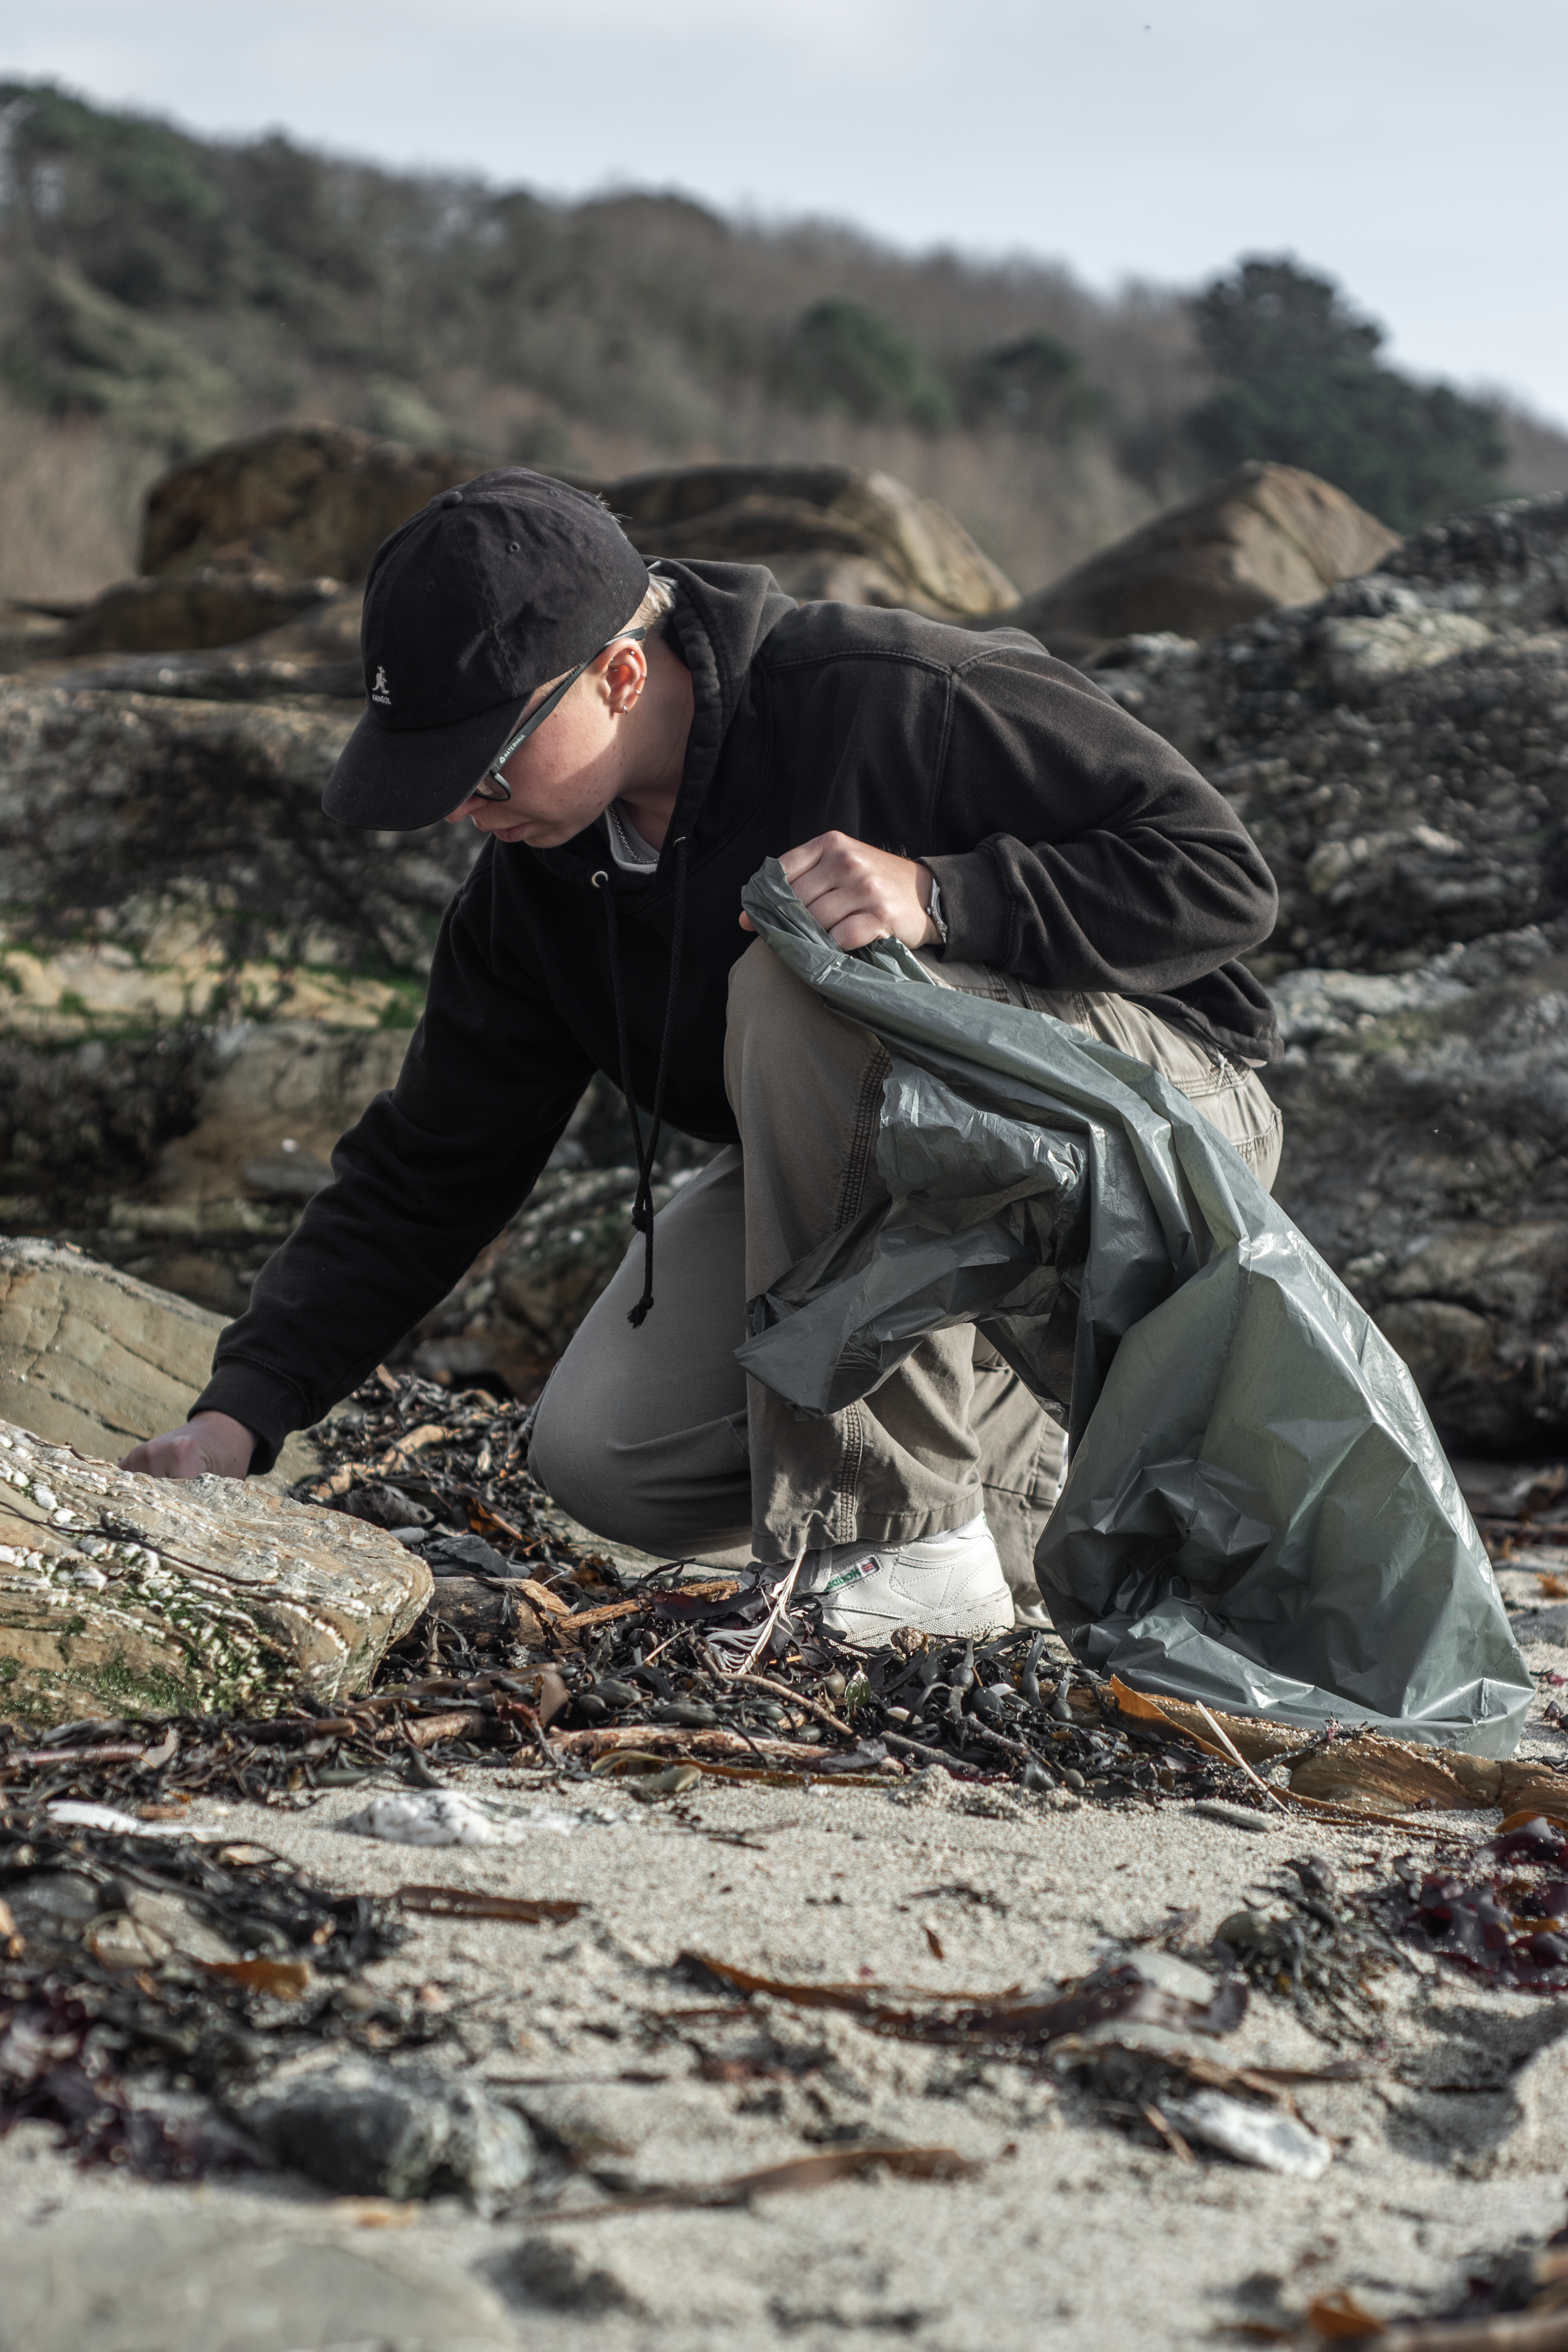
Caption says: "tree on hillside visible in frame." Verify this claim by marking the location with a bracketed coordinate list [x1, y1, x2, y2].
[777, 299, 956, 431]
[0, 79, 1141, 478]
[0, 81, 234, 310]
[1188, 256, 1506, 532]
[963, 331, 1111, 439]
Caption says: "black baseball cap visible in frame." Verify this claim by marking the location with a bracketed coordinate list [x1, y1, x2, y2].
[322, 468, 652, 831]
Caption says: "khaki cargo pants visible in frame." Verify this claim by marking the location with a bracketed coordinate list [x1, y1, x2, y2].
[530, 940, 1283, 1613]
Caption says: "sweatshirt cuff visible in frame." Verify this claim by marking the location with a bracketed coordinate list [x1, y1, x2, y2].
[920, 846, 1013, 969]
[190, 1364, 310, 1478]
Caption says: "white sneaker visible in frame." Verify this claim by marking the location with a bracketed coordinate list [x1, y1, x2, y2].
[793, 1515, 1013, 1643]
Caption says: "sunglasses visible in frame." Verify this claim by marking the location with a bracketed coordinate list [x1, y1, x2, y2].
[467, 627, 649, 806]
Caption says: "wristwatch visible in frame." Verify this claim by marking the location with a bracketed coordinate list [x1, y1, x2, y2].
[923, 868, 949, 948]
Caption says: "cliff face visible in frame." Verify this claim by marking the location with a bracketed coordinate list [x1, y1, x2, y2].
[1097, 495, 1568, 1454]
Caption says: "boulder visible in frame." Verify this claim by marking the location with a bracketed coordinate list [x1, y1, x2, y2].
[597, 460, 1019, 617]
[136, 429, 1017, 619]
[139, 422, 483, 582]
[1098, 492, 1568, 1452]
[237, 2054, 535, 2199]
[0, 1236, 319, 1483]
[1004, 461, 1399, 662]
[59, 566, 341, 658]
[13, 442, 1023, 713]
[1263, 952, 1568, 1452]
[0, 1409, 429, 1726]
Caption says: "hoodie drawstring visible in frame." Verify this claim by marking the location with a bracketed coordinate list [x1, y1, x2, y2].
[591, 832, 689, 1327]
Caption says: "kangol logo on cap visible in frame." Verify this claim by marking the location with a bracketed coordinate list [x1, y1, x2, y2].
[371, 665, 391, 705]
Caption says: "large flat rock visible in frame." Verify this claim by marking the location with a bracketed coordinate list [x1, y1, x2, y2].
[0, 1412, 430, 1726]
[0, 1236, 317, 1485]
[0, 2209, 516, 2352]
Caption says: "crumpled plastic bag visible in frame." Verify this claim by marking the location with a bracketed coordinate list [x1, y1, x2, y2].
[734, 859, 1530, 1755]
[339, 1791, 632, 1843]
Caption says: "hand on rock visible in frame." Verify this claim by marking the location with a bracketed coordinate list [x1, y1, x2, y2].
[119, 1410, 257, 1481]
[740, 831, 940, 952]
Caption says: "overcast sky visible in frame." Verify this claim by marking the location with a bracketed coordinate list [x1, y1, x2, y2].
[6, 0, 1566, 424]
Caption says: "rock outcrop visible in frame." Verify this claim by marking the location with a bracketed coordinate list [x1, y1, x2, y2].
[150, 1023, 411, 1207]
[0, 677, 467, 1301]
[0, 682, 469, 1047]
[1098, 494, 1568, 1452]
[0, 1411, 429, 1726]
[6, 454, 1567, 1461]
[1262, 956, 1568, 1452]
[1005, 461, 1400, 663]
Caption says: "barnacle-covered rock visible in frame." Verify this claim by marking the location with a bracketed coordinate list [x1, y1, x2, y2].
[0, 1413, 430, 1727]
[1097, 494, 1568, 1451]
[0, 682, 473, 1040]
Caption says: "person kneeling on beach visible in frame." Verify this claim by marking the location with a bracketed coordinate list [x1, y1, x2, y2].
[124, 470, 1283, 1642]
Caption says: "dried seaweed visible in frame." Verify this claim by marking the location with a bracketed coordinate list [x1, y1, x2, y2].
[9, 1369, 1541, 1833]
[1398, 1815, 1568, 1993]
[294, 1369, 602, 1572]
[676, 1946, 1247, 2049]
[532, 2141, 982, 2218]
[1211, 1854, 1403, 2042]
[393, 1886, 582, 1924]
[0, 1800, 428, 2176]
[285, 1373, 1284, 1802]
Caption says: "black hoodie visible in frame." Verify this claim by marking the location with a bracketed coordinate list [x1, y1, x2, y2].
[196, 561, 1279, 1466]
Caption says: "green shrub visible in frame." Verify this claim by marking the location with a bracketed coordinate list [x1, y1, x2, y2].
[777, 298, 955, 430]
[4, 256, 231, 452]
[964, 330, 1110, 439]
[1188, 256, 1506, 532]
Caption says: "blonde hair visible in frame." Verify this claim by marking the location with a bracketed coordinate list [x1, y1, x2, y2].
[623, 569, 677, 641]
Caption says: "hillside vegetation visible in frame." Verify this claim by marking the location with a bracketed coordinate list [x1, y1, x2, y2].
[2, 78, 1566, 601]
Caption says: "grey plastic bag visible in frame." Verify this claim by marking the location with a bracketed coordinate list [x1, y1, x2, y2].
[735, 860, 1530, 1756]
